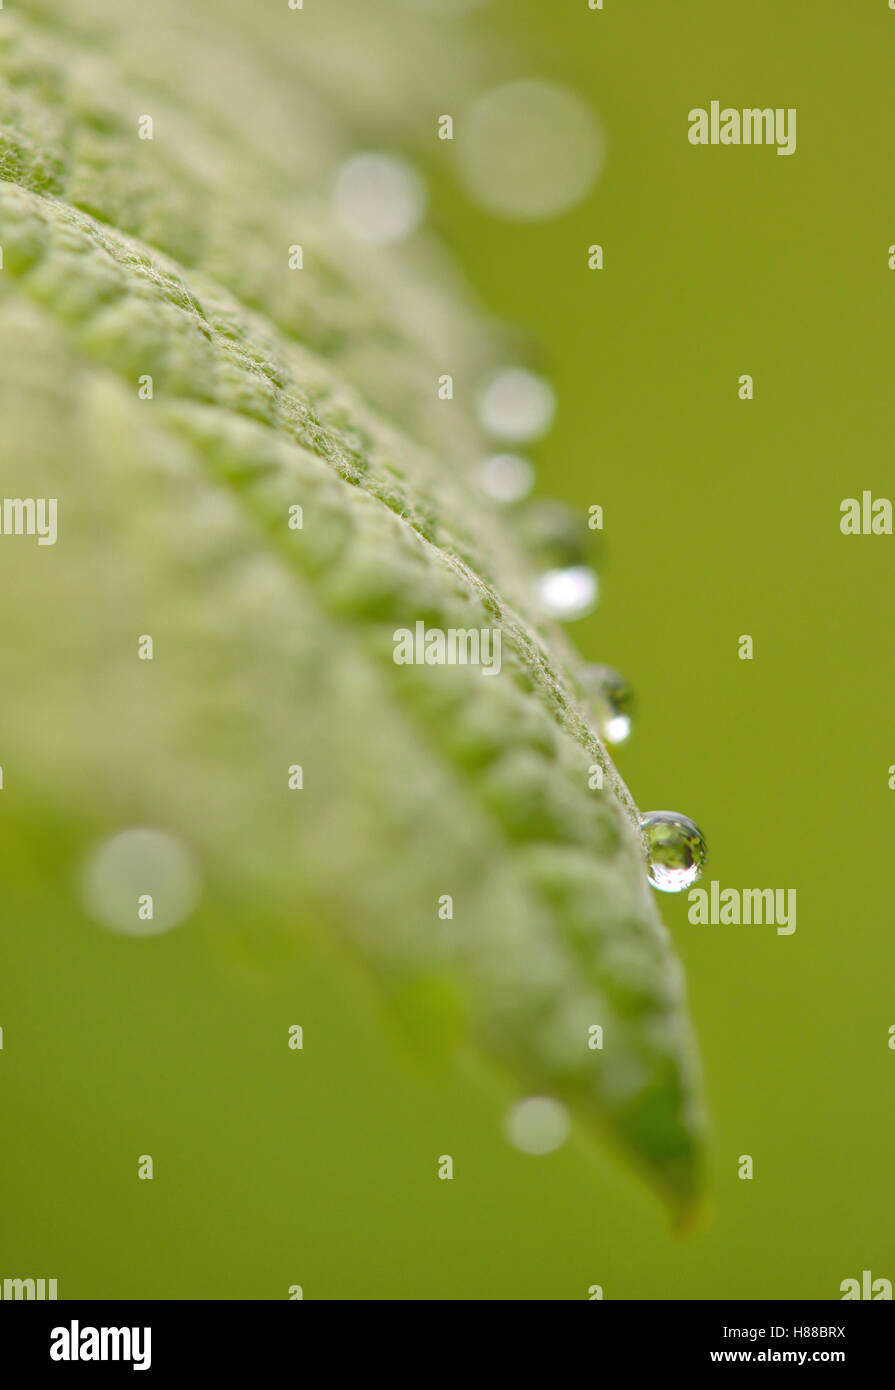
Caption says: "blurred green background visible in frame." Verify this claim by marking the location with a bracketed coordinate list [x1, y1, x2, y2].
[2, 0, 893, 1298]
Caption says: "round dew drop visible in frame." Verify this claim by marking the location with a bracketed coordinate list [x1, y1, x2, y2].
[578, 663, 634, 744]
[535, 565, 598, 620]
[533, 564, 597, 619]
[639, 811, 707, 893]
[516, 498, 591, 571]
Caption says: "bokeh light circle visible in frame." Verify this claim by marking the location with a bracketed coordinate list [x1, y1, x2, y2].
[457, 80, 605, 220]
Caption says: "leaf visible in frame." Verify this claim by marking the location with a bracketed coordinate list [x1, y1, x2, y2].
[0, 1, 706, 1208]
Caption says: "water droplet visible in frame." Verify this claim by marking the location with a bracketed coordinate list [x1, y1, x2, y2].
[535, 565, 598, 621]
[477, 367, 555, 443]
[640, 811, 707, 893]
[579, 664, 634, 744]
[505, 1096, 570, 1155]
[515, 498, 591, 571]
[80, 828, 201, 936]
[457, 80, 605, 221]
[333, 153, 426, 245]
[478, 452, 534, 504]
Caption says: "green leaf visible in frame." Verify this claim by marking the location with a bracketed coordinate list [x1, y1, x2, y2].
[0, 1, 706, 1209]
